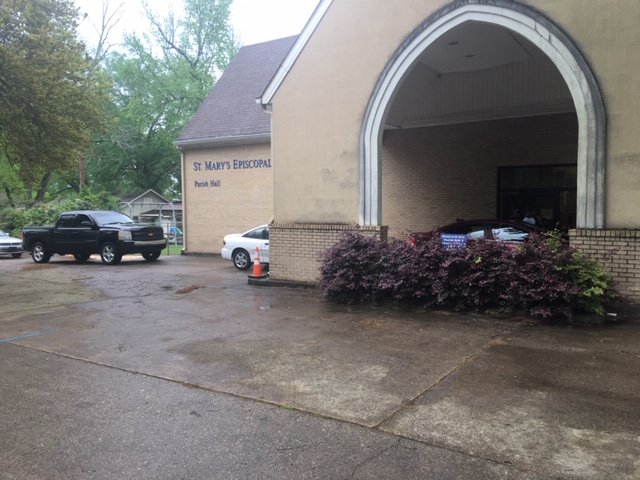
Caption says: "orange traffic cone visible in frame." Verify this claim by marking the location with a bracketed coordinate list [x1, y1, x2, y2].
[252, 246, 263, 277]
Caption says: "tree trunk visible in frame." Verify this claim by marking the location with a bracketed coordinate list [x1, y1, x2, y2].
[3, 184, 15, 208]
[36, 171, 53, 203]
[79, 156, 86, 188]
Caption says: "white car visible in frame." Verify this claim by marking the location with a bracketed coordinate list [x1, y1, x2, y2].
[221, 225, 269, 270]
[468, 227, 530, 242]
[0, 230, 24, 258]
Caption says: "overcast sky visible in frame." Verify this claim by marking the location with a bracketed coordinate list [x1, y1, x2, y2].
[75, 0, 319, 49]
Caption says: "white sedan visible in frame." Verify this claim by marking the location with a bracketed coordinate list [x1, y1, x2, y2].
[0, 230, 24, 258]
[221, 225, 269, 270]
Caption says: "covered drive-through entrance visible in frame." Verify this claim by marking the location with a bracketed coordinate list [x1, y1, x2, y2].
[361, 1, 604, 235]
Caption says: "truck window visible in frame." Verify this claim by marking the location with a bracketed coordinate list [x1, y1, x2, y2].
[58, 215, 75, 228]
[74, 214, 93, 227]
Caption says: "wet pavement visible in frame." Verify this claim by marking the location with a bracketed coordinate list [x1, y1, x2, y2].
[0, 254, 639, 479]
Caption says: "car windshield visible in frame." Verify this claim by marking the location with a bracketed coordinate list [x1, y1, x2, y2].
[92, 212, 135, 226]
[0, 230, 8, 236]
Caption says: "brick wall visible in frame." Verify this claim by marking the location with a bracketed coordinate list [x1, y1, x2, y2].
[270, 225, 640, 301]
[570, 229, 640, 302]
[382, 113, 578, 238]
[269, 224, 388, 283]
[182, 143, 273, 254]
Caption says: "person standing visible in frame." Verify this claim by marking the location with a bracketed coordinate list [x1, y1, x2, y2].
[522, 210, 536, 225]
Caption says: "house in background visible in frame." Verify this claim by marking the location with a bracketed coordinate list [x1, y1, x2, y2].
[118, 189, 182, 241]
[118, 189, 171, 221]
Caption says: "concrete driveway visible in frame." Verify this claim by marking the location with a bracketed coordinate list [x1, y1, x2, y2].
[1, 254, 638, 479]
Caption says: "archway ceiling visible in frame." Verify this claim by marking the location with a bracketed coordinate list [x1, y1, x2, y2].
[385, 21, 575, 129]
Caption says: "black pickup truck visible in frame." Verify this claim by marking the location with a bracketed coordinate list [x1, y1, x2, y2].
[22, 210, 167, 265]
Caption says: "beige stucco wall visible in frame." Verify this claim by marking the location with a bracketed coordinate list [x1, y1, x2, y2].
[270, 0, 640, 228]
[181, 143, 273, 253]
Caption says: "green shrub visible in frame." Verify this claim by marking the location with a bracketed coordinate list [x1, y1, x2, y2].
[560, 253, 612, 315]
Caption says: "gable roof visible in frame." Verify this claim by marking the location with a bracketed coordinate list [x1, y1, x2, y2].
[261, 0, 333, 106]
[125, 189, 170, 204]
[175, 36, 298, 148]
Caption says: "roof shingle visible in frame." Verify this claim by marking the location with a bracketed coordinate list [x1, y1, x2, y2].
[176, 36, 297, 146]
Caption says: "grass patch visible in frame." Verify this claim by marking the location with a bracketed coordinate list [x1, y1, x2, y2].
[163, 244, 184, 256]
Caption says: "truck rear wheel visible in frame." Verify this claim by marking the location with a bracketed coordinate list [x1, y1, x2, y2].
[73, 253, 91, 262]
[100, 242, 122, 265]
[142, 250, 161, 261]
[31, 242, 51, 264]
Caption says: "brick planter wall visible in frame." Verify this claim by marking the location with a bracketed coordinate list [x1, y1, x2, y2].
[570, 229, 640, 302]
[269, 224, 388, 284]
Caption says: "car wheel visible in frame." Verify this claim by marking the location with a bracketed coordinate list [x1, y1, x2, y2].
[73, 253, 91, 262]
[100, 242, 122, 265]
[11, 253, 22, 259]
[142, 250, 161, 261]
[232, 249, 251, 270]
[31, 242, 51, 264]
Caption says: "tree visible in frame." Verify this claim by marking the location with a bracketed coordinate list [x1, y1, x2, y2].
[0, 0, 110, 202]
[85, 0, 238, 198]
[0, 152, 25, 207]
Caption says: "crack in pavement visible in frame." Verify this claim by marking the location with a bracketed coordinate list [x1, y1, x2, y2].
[373, 324, 523, 430]
[348, 437, 402, 479]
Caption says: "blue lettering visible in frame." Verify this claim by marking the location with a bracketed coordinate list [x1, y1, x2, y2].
[204, 161, 231, 171]
[231, 159, 272, 169]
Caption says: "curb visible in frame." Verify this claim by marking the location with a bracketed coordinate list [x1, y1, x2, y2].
[247, 275, 316, 289]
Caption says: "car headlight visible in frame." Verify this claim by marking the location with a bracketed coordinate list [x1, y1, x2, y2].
[118, 230, 132, 241]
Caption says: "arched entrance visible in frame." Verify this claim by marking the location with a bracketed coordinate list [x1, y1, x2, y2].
[360, 0, 605, 230]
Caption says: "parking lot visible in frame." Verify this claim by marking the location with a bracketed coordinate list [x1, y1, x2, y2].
[1, 253, 639, 479]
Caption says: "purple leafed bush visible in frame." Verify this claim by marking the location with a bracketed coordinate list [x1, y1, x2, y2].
[319, 232, 610, 319]
[507, 235, 578, 318]
[318, 233, 396, 304]
[434, 239, 516, 312]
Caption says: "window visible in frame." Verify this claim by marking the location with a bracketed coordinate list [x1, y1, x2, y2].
[244, 227, 269, 240]
[57, 215, 75, 228]
[74, 214, 93, 227]
[498, 164, 577, 229]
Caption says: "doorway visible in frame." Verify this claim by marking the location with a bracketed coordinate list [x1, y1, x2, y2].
[498, 165, 577, 230]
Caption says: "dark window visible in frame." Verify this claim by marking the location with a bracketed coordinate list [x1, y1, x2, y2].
[498, 164, 577, 229]
[74, 214, 93, 227]
[244, 227, 268, 240]
[57, 215, 75, 228]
